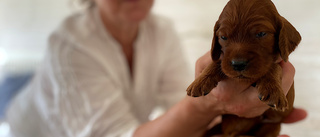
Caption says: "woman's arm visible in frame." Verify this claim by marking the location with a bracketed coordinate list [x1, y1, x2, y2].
[135, 96, 221, 137]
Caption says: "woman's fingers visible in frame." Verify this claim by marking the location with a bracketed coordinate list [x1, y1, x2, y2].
[279, 61, 295, 95]
[282, 108, 307, 123]
[278, 135, 290, 137]
[195, 51, 212, 77]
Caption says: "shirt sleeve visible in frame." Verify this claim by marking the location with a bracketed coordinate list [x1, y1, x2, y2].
[46, 33, 140, 137]
[156, 23, 193, 110]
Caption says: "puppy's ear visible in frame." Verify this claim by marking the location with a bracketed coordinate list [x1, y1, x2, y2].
[211, 21, 222, 61]
[277, 16, 301, 62]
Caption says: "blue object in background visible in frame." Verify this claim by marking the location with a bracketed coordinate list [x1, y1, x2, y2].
[0, 73, 33, 119]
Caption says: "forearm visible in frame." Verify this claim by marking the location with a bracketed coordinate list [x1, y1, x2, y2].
[133, 96, 222, 137]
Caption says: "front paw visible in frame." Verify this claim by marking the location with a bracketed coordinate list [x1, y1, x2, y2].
[186, 78, 218, 97]
[258, 89, 288, 111]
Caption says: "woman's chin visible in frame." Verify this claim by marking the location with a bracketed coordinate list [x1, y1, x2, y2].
[125, 12, 149, 22]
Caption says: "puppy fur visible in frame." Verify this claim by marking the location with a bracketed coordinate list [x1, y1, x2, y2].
[186, 0, 301, 136]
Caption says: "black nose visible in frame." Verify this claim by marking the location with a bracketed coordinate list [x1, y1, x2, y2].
[231, 59, 248, 71]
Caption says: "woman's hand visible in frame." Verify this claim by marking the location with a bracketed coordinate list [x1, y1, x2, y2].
[195, 51, 307, 136]
[195, 51, 300, 117]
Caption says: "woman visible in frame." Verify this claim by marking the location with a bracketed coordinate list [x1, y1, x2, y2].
[6, 0, 305, 137]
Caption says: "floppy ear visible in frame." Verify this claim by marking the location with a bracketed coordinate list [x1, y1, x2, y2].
[278, 16, 301, 62]
[211, 21, 222, 61]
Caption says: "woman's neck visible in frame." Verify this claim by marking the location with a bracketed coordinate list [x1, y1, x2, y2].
[100, 11, 139, 47]
[99, 10, 139, 74]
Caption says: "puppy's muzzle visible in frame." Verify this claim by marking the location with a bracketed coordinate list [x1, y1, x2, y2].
[231, 59, 248, 71]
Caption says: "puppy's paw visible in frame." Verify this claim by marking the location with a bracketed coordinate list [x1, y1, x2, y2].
[186, 82, 211, 97]
[258, 89, 289, 111]
[186, 78, 218, 97]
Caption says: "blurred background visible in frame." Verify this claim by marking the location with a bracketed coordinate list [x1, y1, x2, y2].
[0, 0, 319, 137]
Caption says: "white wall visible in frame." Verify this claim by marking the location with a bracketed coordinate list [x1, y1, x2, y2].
[0, 0, 73, 74]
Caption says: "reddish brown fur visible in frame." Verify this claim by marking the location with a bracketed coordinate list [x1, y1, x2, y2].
[186, 0, 301, 136]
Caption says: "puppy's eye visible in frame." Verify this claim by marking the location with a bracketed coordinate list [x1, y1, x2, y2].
[220, 36, 228, 40]
[256, 32, 267, 38]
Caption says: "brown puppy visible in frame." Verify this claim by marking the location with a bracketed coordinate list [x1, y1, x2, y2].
[186, 0, 301, 136]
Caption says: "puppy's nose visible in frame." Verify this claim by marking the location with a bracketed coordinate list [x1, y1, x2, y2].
[231, 59, 248, 71]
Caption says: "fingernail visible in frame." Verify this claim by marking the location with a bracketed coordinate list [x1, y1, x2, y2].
[268, 104, 276, 108]
[258, 95, 264, 101]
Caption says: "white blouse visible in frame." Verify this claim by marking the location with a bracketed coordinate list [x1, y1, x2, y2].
[6, 8, 192, 137]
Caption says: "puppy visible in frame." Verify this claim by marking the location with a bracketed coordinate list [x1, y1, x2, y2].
[186, 0, 301, 136]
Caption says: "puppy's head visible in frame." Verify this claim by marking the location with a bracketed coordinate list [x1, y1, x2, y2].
[211, 0, 301, 80]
